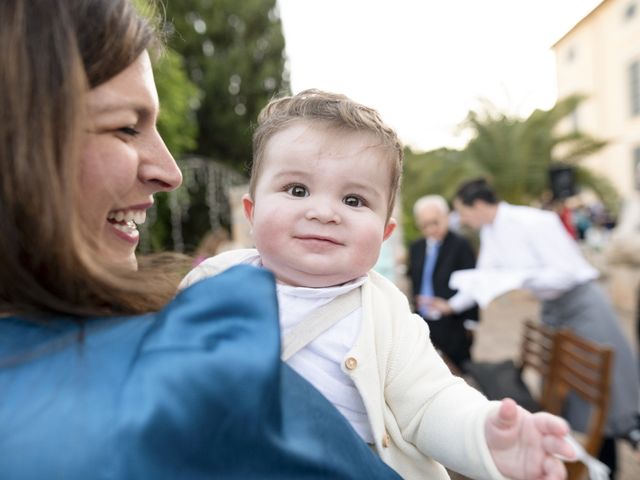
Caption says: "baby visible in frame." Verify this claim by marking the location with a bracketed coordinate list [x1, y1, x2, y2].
[182, 89, 574, 479]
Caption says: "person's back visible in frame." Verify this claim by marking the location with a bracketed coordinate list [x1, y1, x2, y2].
[477, 202, 597, 287]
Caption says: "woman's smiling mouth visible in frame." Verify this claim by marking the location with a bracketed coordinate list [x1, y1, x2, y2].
[107, 208, 147, 242]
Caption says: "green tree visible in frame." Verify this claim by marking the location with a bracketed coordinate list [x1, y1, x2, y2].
[134, 0, 200, 158]
[401, 95, 617, 244]
[154, 49, 200, 157]
[147, 48, 201, 252]
[131, 1, 201, 251]
[164, 0, 290, 170]
[138, 0, 289, 252]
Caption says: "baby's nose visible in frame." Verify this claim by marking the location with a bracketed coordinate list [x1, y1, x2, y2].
[304, 202, 341, 224]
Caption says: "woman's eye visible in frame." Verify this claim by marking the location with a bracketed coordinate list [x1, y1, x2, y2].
[119, 126, 140, 137]
[343, 195, 364, 207]
[286, 185, 309, 197]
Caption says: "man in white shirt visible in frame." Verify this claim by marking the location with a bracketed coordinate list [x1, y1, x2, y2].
[449, 177, 640, 476]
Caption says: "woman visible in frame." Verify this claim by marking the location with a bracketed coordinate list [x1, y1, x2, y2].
[0, 1, 399, 478]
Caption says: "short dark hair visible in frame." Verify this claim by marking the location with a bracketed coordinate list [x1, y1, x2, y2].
[454, 178, 499, 206]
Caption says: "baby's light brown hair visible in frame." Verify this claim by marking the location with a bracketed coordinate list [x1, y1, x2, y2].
[250, 89, 404, 220]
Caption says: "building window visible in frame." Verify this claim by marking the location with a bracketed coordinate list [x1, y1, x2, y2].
[566, 46, 576, 63]
[625, 2, 637, 20]
[634, 146, 640, 190]
[631, 61, 640, 116]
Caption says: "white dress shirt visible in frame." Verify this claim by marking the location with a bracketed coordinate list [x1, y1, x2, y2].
[449, 202, 598, 309]
[276, 278, 375, 443]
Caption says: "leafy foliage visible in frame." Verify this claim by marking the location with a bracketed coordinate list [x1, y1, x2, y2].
[401, 95, 617, 245]
[136, 0, 290, 252]
[154, 49, 200, 157]
[163, 0, 290, 171]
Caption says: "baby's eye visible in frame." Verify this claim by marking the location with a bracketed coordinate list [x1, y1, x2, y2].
[343, 195, 364, 207]
[286, 184, 309, 197]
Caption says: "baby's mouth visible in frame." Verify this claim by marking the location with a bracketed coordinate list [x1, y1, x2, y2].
[107, 209, 146, 235]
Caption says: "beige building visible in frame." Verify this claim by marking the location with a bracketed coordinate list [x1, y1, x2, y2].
[553, 0, 640, 199]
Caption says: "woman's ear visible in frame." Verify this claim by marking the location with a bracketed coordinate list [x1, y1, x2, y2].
[383, 218, 397, 240]
[242, 194, 255, 226]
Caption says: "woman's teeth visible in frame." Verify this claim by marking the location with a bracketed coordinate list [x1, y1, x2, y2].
[107, 209, 146, 237]
[107, 209, 146, 224]
[112, 221, 139, 236]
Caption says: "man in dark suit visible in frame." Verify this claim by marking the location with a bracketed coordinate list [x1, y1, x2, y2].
[407, 195, 478, 371]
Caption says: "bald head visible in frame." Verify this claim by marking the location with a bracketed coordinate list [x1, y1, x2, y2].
[413, 195, 449, 242]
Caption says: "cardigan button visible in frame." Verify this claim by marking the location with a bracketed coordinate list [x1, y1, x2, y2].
[344, 357, 358, 370]
[382, 433, 391, 448]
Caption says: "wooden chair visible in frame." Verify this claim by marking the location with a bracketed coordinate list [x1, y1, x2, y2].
[520, 320, 614, 480]
[467, 320, 613, 479]
[519, 320, 557, 400]
[545, 328, 613, 479]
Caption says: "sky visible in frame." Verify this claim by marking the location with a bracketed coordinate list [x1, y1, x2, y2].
[277, 0, 603, 152]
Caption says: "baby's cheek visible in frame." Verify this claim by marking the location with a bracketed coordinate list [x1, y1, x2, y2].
[354, 228, 386, 271]
[252, 218, 286, 256]
[253, 215, 281, 241]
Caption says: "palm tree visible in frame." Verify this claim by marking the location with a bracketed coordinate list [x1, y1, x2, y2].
[402, 95, 617, 243]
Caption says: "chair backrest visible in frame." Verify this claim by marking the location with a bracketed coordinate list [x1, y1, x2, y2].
[520, 321, 613, 480]
[520, 320, 557, 399]
[545, 328, 613, 456]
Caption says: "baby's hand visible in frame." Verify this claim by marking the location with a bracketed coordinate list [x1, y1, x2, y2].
[485, 398, 575, 480]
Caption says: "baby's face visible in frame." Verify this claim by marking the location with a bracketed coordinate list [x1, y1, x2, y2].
[244, 122, 396, 287]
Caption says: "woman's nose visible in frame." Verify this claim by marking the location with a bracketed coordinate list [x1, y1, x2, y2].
[138, 129, 183, 192]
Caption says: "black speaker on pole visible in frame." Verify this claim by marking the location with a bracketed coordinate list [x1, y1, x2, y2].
[549, 165, 576, 199]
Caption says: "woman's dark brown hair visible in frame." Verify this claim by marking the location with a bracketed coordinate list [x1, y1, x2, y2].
[0, 0, 187, 317]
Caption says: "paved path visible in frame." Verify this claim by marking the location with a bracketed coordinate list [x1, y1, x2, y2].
[474, 289, 639, 479]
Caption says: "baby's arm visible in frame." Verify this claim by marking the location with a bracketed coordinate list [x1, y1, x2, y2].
[374, 274, 573, 480]
[485, 399, 575, 480]
[377, 278, 503, 478]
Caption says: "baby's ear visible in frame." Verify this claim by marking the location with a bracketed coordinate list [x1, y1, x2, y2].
[383, 218, 397, 240]
[242, 194, 255, 225]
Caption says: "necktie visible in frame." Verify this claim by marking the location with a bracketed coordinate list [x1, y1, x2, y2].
[419, 242, 439, 317]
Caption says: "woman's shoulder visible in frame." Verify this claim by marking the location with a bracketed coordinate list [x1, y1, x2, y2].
[0, 265, 281, 478]
[129, 264, 281, 393]
[111, 265, 289, 476]
[161, 263, 276, 345]
[0, 265, 400, 479]
[129, 264, 281, 400]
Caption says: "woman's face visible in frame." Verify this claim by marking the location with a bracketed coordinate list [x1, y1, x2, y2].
[78, 52, 182, 268]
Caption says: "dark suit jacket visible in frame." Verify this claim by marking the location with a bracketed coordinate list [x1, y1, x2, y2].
[407, 230, 479, 367]
[408, 230, 477, 311]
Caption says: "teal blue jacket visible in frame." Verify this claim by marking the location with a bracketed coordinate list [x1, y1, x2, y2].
[0, 265, 399, 479]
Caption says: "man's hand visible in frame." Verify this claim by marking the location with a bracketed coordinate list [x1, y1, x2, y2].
[428, 297, 454, 315]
